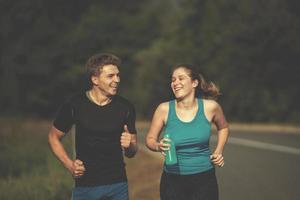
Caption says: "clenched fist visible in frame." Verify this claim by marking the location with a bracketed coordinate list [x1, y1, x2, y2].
[69, 159, 85, 178]
[210, 154, 224, 167]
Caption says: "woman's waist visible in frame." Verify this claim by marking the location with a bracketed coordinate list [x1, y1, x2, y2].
[176, 147, 211, 156]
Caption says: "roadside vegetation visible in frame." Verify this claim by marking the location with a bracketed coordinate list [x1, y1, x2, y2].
[0, 118, 162, 200]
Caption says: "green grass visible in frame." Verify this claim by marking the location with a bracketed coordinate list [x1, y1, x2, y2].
[0, 118, 164, 200]
[0, 118, 73, 200]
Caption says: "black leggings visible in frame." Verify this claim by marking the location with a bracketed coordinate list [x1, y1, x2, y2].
[160, 169, 218, 200]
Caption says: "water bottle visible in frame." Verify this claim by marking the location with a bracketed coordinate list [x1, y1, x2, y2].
[164, 133, 177, 165]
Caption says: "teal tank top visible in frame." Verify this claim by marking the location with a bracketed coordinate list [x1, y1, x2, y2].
[163, 98, 214, 175]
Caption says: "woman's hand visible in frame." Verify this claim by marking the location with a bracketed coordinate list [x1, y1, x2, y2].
[157, 138, 171, 156]
[210, 153, 225, 167]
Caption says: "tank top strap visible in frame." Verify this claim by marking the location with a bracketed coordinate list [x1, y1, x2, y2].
[197, 98, 205, 117]
[166, 100, 176, 122]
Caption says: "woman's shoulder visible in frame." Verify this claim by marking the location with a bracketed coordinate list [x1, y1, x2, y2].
[154, 101, 170, 122]
[202, 98, 220, 111]
[155, 101, 171, 115]
[157, 101, 169, 111]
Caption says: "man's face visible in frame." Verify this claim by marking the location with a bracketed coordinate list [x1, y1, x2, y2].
[91, 64, 120, 97]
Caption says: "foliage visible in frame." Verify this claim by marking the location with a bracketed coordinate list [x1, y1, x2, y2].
[0, 0, 299, 123]
[133, 0, 300, 122]
[0, 118, 73, 200]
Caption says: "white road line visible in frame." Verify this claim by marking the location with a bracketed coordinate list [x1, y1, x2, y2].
[213, 136, 300, 156]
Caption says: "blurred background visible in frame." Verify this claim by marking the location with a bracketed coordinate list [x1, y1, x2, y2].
[0, 0, 299, 199]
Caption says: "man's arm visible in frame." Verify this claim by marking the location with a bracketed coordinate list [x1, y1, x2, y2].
[48, 126, 85, 177]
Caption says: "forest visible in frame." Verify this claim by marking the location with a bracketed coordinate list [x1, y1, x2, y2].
[1, 0, 299, 123]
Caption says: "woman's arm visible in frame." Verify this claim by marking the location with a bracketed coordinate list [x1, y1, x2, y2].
[146, 102, 169, 152]
[212, 103, 229, 155]
[206, 101, 229, 167]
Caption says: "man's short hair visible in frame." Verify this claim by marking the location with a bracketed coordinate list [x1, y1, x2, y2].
[85, 53, 121, 78]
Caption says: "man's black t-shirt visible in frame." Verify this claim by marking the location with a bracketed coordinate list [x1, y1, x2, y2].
[53, 93, 137, 187]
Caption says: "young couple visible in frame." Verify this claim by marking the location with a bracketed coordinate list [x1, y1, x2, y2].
[48, 53, 229, 200]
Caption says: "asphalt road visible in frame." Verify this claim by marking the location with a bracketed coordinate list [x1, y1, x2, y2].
[137, 127, 300, 200]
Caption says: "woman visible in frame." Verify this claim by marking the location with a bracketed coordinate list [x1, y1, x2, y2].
[146, 65, 229, 200]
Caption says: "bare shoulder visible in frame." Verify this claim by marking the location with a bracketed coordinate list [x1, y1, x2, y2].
[152, 101, 169, 123]
[203, 99, 220, 111]
[156, 101, 169, 115]
[202, 99, 223, 122]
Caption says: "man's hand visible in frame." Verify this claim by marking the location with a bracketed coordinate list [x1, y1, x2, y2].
[69, 159, 86, 178]
[120, 125, 132, 149]
[120, 125, 137, 158]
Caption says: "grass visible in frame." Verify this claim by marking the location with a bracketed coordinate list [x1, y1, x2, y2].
[0, 118, 73, 200]
[0, 118, 163, 200]
[2, 118, 298, 199]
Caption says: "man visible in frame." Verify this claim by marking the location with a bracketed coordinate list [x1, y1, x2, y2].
[48, 53, 138, 200]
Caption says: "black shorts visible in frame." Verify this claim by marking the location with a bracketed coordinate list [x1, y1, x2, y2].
[160, 168, 218, 200]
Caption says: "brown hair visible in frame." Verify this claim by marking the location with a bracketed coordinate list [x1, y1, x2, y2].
[172, 65, 221, 100]
[85, 53, 121, 85]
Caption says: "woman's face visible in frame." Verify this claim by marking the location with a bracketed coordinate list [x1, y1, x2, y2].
[171, 67, 198, 100]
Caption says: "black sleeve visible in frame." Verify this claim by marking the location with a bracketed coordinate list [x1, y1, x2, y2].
[125, 103, 137, 134]
[53, 100, 74, 133]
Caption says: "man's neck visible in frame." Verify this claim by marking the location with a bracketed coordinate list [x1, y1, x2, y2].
[88, 89, 112, 106]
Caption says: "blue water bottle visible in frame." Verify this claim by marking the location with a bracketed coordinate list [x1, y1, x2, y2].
[164, 133, 177, 165]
